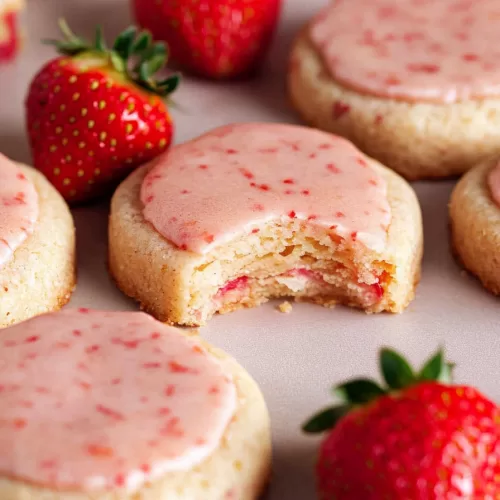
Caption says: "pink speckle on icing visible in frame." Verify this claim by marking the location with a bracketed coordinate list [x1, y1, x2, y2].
[0, 155, 38, 269]
[0, 310, 236, 492]
[488, 161, 500, 207]
[141, 124, 391, 254]
[310, 0, 500, 103]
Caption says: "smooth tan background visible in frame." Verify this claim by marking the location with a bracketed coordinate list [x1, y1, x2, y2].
[1, 0, 499, 498]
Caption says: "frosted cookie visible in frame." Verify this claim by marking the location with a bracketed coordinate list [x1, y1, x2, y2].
[0, 154, 75, 327]
[0, 0, 23, 62]
[0, 309, 271, 500]
[109, 123, 422, 326]
[288, 0, 500, 180]
[450, 158, 500, 295]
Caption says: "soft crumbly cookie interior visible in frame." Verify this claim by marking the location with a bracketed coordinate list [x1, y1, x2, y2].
[185, 219, 395, 325]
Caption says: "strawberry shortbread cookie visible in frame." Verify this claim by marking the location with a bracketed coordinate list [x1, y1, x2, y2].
[0, 309, 271, 500]
[288, 0, 500, 180]
[109, 123, 422, 326]
[450, 158, 500, 295]
[0, 154, 75, 327]
[0, 0, 23, 62]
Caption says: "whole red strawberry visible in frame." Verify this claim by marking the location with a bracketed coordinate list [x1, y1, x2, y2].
[304, 348, 500, 499]
[26, 20, 180, 203]
[132, 0, 281, 79]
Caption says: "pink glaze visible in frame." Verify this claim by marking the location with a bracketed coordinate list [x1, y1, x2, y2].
[488, 161, 500, 206]
[0, 309, 236, 492]
[310, 0, 500, 103]
[0, 154, 38, 269]
[141, 123, 391, 254]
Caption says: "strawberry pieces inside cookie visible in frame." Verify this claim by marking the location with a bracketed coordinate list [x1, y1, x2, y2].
[310, 0, 500, 103]
[0, 309, 236, 492]
[0, 154, 38, 268]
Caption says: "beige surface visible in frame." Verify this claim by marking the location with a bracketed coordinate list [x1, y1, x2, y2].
[0, 336, 271, 500]
[450, 160, 500, 295]
[288, 29, 500, 180]
[108, 155, 422, 325]
[0, 164, 75, 327]
[0, 0, 499, 499]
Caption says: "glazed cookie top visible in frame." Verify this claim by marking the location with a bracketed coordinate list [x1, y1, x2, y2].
[0, 154, 38, 269]
[487, 161, 500, 207]
[310, 0, 500, 103]
[0, 309, 236, 492]
[141, 123, 391, 254]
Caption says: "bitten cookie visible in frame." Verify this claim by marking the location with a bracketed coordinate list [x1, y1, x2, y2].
[288, 0, 500, 180]
[0, 154, 75, 327]
[450, 158, 500, 295]
[0, 308, 271, 500]
[109, 123, 423, 326]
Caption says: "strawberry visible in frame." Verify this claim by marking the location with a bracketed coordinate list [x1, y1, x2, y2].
[25, 20, 180, 203]
[304, 348, 500, 499]
[132, 0, 281, 79]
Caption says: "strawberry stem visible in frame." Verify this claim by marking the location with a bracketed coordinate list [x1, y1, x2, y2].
[42, 19, 180, 98]
[303, 347, 456, 434]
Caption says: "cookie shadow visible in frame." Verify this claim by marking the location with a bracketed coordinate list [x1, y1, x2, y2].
[0, 131, 31, 164]
[265, 440, 317, 499]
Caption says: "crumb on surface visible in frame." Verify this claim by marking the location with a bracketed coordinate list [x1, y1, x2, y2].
[277, 301, 293, 314]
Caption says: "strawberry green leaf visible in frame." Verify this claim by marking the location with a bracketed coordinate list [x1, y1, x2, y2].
[438, 362, 455, 384]
[158, 74, 181, 95]
[334, 378, 386, 404]
[380, 348, 416, 390]
[94, 26, 106, 52]
[419, 348, 444, 381]
[302, 405, 351, 434]
[131, 31, 152, 55]
[109, 51, 126, 73]
[113, 26, 137, 59]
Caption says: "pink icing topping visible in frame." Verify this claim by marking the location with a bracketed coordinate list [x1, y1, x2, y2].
[141, 123, 391, 253]
[0, 154, 38, 268]
[0, 309, 236, 492]
[487, 161, 500, 207]
[310, 0, 500, 103]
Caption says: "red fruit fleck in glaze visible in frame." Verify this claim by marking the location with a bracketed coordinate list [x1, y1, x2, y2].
[87, 444, 114, 457]
[239, 168, 254, 179]
[326, 163, 341, 174]
[407, 63, 440, 74]
[463, 53, 479, 62]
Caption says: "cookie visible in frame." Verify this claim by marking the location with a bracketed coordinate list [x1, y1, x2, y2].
[288, 0, 500, 180]
[109, 123, 423, 326]
[0, 154, 75, 327]
[450, 158, 500, 295]
[0, 308, 271, 500]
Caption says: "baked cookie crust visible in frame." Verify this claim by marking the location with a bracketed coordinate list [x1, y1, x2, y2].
[0, 164, 76, 327]
[450, 159, 500, 295]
